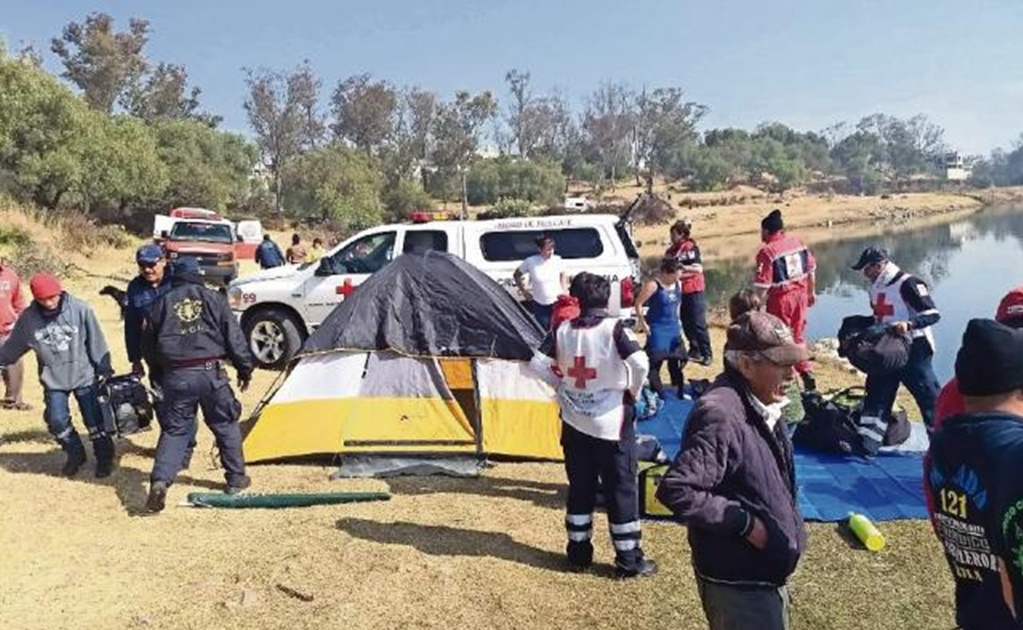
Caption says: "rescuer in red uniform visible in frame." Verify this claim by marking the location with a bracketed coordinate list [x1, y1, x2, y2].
[753, 209, 817, 391]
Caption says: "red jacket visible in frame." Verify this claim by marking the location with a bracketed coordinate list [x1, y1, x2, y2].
[666, 238, 706, 294]
[753, 232, 815, 299]
[934, 378, 964, 432]
[0, 265, 25, 335]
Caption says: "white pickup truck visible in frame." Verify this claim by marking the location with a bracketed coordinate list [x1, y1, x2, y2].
[227, 213, 642, 368]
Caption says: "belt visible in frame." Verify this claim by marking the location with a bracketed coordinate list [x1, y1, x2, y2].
[168, 357, 226, 371]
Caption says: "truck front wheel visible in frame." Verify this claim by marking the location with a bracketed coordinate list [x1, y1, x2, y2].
[243, 308, 304, 369]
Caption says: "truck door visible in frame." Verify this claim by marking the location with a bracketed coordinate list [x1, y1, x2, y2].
[299, 230, 397, 327]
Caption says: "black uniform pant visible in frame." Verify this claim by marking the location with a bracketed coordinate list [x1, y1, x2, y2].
[681, 291, 712, 360]
[859, 338, 940, 454]
[147, 359, 196, 469]
[151, 365, 246, 486]
[561, 408, 644, 571]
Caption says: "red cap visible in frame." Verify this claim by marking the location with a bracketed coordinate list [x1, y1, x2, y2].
[997, 287, 1023, 324]
[29, 274, 62, 300]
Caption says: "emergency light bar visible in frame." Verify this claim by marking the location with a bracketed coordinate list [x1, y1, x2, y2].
[410, 211, 453, 223]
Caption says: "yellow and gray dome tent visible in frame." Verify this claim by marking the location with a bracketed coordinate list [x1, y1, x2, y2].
[242, 251, 561, 473]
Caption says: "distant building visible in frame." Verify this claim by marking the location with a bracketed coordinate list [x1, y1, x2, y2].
[939, 151, 971, 181]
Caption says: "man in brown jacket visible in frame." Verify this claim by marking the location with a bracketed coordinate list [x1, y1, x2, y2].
[657, 311, 808, 630]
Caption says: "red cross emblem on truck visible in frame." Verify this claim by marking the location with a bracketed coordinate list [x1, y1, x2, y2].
[336, 279, 357, 297]
[872, 293, 895, 319]
[566, 356, 597, 389]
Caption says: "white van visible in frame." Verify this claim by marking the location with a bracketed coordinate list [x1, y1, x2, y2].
[227, 213, 641, 368]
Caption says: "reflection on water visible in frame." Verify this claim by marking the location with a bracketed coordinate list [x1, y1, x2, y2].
[694, 206, 1023, 381]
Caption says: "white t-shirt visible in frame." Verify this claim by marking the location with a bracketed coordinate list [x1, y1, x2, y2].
[517, 254, 564, 306]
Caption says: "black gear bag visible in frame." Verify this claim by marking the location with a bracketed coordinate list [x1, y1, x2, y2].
[98, 374, 154, 438]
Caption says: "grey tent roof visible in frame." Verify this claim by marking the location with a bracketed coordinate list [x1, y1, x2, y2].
[301, 251, 545, 361]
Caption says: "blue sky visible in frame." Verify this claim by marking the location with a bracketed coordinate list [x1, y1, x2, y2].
[3, 0, 1021, 154]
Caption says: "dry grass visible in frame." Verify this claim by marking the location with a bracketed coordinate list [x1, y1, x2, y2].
[0, 213, 958, 630]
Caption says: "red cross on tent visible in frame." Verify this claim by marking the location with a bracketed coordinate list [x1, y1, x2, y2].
[872, 293, 895, 319]
[566, 356, 597, 389]
[336, 279, 357, 297]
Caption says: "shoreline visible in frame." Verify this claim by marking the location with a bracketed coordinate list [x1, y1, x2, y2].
[631, 188, 1000, 262]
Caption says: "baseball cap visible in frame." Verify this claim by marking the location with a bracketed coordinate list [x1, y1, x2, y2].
[726, 311, 810, 366]
[955, 318, 1023, 396]
[851, 246, 889, 271]
[996, 287, 1023, 325]
[171, 256, 201, 275]
[136, 244, 165, 264]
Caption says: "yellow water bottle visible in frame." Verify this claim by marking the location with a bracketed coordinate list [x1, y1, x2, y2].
[848, 512, 885, 552]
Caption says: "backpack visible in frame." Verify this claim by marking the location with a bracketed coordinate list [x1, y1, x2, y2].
[838, 315, 911, 375]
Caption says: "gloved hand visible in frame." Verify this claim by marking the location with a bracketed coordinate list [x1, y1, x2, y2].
[237, 372, 252, 393]
[131, 361, 146, 377]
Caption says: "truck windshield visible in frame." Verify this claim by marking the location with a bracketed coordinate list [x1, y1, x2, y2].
[170, 222, 234, 244]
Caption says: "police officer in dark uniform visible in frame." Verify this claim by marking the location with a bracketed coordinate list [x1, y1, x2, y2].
[141, 257, 255, 513]
[125, 244, 199, 469]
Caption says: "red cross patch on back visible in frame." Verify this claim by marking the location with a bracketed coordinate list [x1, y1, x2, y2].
[566, 356, 597, 389]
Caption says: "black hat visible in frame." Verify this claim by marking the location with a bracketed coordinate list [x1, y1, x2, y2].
[851, 246, 889, 271]
[955, 318, 1023, 396]
[171, 256, 201, 276]
[761, 209, 784, 233]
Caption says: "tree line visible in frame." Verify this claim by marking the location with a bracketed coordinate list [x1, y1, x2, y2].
[4, 12, 1023, 234]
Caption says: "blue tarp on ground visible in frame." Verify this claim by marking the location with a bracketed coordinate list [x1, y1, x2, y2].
[637, 393, 928, 522]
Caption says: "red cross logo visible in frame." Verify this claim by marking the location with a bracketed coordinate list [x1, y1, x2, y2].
[872, 293, 895, 319]
[566, 356, 597, 389]
[336, 279, 357, 297]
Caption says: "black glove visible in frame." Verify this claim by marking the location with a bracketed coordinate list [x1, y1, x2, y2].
[237, 371, 252, 392]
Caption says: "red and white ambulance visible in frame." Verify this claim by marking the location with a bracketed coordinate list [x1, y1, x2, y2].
[227, 212, 641, 368]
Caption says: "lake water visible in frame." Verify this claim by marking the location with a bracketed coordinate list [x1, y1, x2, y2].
[702, 205, 1023, 382]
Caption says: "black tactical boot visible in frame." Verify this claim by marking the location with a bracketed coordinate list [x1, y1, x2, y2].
[615, 558, 658, 579]
[225, 475, 252, 495]
[146, 481, 169, 513]
[60, 433, 88, 477]
[92, 434, 115, 479]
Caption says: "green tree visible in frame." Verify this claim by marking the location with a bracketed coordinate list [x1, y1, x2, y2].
[381, 179, 435, 221]
[50, 12, 150, 113]
[330, 73, 398, 156]
[122, 62, 218, 125]
[77, 114, 168, 216]
[634, 87, 706, 190]
[243, 62, 325, 214]
[465, 157, 564, 205]
[0, 52, 92, 209]
[151, 119, 257, 210]
[582, 81, 634, 189]
[430, 90, 497, 217]
[283, 144, 382, 230]
[385, 87, 437, 188]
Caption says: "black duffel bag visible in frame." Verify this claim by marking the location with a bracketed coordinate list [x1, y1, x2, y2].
[793, 390, 866, 456]
[838, 315, 911, 375]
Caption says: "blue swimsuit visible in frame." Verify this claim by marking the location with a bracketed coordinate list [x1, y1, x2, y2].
[645, 281, 682, 352]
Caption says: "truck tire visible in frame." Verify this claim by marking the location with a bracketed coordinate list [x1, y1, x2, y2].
[243, 308, 304, 370]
